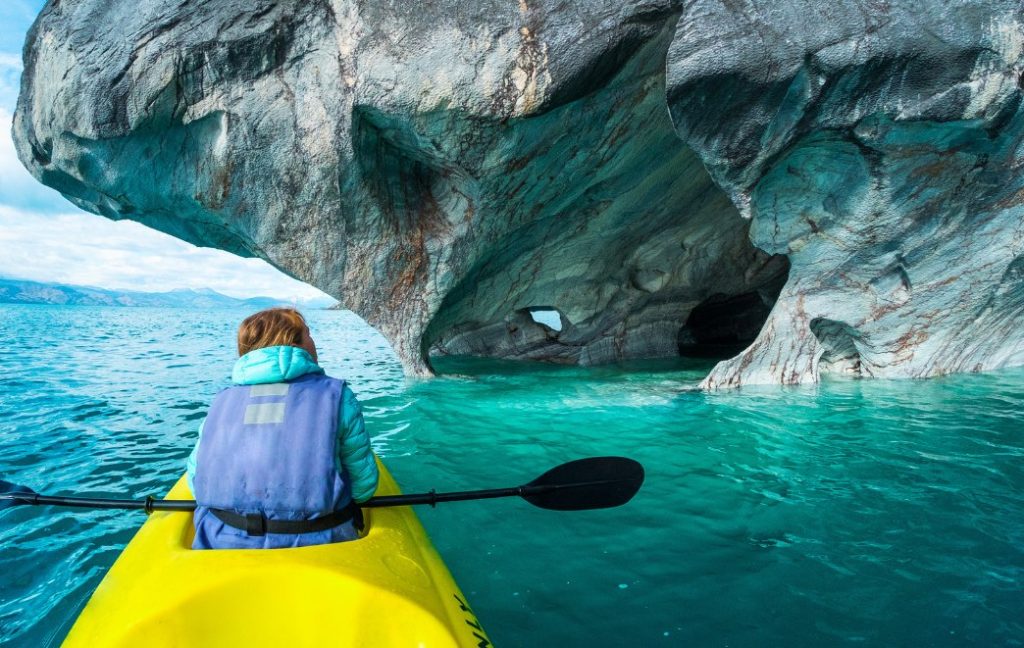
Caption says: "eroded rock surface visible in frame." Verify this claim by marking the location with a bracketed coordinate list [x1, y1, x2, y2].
[13, 0, 1024, 386]
[667, 1, 1024, 387]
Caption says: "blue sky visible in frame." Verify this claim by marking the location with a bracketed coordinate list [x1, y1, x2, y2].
[0, 1, 330, 302]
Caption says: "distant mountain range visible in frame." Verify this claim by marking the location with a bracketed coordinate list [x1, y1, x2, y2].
[0, 278, 334, 310]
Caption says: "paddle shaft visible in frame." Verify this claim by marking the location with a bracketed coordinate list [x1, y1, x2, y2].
[364, 477, 639, 508]
[4, 493, 197, 512]
[0, 485, 558, 511]
[0, 456, 643, 513]
[363, 485, 546, 508]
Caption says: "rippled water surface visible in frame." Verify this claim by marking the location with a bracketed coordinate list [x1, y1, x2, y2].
[0, 305, 1022, 646]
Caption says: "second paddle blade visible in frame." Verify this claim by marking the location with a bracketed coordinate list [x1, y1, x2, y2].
[522, 457, 645, 511]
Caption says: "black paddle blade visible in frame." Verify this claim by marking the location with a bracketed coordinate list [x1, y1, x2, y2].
[0, 480, 35, 510]
[521, 457, 644, 511]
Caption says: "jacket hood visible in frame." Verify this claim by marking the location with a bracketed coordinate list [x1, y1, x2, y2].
[231, 345, 324, 385]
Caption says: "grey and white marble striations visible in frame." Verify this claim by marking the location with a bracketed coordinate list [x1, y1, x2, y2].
[12, 0, 1024, 387]
[667, 1, 1024, 387]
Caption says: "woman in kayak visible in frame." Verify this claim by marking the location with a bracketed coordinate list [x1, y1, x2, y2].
[186, 307, 379, 550]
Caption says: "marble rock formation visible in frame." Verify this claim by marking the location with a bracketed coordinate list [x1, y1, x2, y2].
[667, 1, 1024, 387]
[12, 0, 1024, 387]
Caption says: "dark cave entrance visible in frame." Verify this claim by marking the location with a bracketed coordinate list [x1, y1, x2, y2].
[677, 256, 790, 360]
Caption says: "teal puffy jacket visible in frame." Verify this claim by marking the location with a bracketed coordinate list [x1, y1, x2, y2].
[185, 345, 379, 502]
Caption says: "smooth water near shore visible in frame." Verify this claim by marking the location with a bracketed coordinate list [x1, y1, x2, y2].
[0, 305, 1021, 647]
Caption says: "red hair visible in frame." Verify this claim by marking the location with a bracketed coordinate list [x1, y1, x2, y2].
[237, 307, 308, 356]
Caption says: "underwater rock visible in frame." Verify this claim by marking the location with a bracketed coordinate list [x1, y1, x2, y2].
[13, 0, 1024, 387]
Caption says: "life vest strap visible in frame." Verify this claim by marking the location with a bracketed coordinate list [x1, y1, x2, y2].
[209, 502, 363, 537]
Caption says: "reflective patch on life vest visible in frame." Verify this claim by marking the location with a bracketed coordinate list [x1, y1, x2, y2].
[249, 383, 290, 397]
[243, 402, 286, 425]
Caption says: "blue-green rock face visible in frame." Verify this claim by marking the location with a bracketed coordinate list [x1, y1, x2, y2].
[666, 2, 1024, 387]
[11, 1, 1024, 387]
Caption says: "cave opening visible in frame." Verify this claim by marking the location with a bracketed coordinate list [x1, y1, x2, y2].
[525, 306, 565, 332]
[677, 256, 790, 359]
[809, 317, 866, 377]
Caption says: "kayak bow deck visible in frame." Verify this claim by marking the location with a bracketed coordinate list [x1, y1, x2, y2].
[63, 458, 491, 647]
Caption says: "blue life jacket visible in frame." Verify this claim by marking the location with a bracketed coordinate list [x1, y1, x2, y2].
[192, 373, 360, 549]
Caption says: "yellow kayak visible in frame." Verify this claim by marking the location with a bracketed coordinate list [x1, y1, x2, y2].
[63, 458, 491, 647]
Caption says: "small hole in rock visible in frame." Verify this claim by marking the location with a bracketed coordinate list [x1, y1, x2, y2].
[526, 307, 564, 332]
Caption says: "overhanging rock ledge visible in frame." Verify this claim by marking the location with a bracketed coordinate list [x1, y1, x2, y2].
[13, 0, 1024, 387]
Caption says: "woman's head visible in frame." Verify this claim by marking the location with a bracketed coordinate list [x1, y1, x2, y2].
[237, 307, 318, 361]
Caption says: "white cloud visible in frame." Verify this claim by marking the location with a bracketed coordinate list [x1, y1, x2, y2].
[0, 30, 333, 305]
[0, 205, 333, 301]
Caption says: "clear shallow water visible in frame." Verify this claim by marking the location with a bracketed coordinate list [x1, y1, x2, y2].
[0, 305, 1022, 647]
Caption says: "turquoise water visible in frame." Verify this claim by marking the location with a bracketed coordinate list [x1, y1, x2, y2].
[0, 305, 1022, 646]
